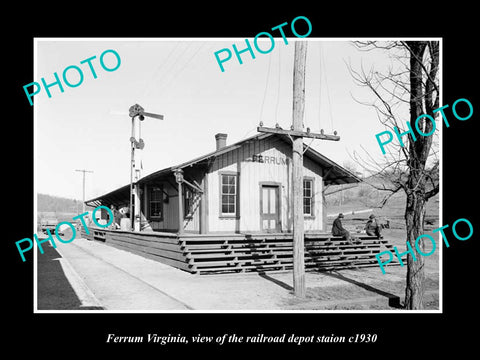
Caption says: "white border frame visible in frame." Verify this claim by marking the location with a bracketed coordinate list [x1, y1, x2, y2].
[33, 37, 443, 315]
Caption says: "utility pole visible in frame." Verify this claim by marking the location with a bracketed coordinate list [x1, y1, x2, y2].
[257, 41, 340, 297]
[75, 169, 94, 213]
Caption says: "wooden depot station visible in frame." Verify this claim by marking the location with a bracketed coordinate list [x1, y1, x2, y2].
[83, 132, 400, 274]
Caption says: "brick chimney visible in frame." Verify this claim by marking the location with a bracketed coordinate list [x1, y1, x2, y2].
[215, 133, 228, 150]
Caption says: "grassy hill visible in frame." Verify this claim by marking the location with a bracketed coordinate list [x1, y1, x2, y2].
[324, 177, 439, 231]
[38, 193, 84, 213]
[37, 193, 96, 224]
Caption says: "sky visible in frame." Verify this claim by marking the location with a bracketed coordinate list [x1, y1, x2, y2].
[34, 38, 415, 201]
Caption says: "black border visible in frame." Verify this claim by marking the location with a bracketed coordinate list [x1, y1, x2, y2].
[8, 4, 478, 355]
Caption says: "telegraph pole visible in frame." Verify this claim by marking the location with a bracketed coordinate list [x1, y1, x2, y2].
[291, 41, 307, 297]
[75, 169, 93, 213]
[258, 41, 340, 297]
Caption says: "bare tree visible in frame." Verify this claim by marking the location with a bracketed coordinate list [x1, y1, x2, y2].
[348, 41, 440, 309]
[342, 160, 359, 175]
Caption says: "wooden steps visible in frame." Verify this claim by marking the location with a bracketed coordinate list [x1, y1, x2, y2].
[80, 228, 404, 275]
[180, 233, 404, 275]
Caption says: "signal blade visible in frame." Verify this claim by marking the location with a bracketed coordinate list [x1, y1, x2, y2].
[141, 111, 164, 120]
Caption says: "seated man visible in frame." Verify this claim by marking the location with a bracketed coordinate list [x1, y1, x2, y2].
[332, 213, 360, 245]
[365, 214, 383, 239]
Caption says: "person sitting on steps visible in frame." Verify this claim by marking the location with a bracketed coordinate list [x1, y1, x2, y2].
[332, 213, 361, 245]
[364, 214, 383, 239]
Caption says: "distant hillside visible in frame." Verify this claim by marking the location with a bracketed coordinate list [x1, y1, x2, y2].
[37, 193, 82, 213]
[37, 193, 96, 213]
[37, 193, 98, 227]
[325, 176, 439, 230]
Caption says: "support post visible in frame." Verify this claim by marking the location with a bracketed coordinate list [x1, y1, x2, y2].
[178, 182, 183, 234]
[134, 183, 141, 231]
[174, 169, 184, 234]
[200, 176, 207, 234]
[143, 183, 148, 229]
[291, 41, 307, 298]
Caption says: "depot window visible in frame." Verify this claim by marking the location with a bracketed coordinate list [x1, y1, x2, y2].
[149, 186, 163, 220]
[219, 172, 239, 218]
[303, 178, 314, 217]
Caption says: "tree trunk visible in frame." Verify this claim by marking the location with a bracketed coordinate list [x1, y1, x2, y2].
[404, 190, 426, 309]
[403, 41, 429, 310]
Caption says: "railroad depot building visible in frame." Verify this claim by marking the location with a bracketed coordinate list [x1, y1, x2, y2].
[82, 132, 396, 274]
[86, 132, 359, 234]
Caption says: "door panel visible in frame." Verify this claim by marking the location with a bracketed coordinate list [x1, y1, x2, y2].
[260, 185, 281, 232]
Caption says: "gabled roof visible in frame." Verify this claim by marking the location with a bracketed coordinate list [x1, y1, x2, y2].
[85, 132, 361, 207]
[301, 142, 361, 185]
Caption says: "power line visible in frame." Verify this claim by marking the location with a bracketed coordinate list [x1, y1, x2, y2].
[156, 42, 206, 94]
[142, 42, 182, 98]
[259, 45, 273, 124]
[318, 42, 323, 132]
[320, 44, 335, 132]
[274, 46, 282, 124]
[142, 42, 193, 98]
[153, 42, 197, 95]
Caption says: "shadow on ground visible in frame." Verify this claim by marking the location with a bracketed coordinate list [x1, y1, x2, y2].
[37, 244, 104, 310]
[323, 271, 402, 308]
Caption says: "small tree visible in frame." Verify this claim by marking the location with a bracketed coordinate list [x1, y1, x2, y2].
[349, 41, 440, 309]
